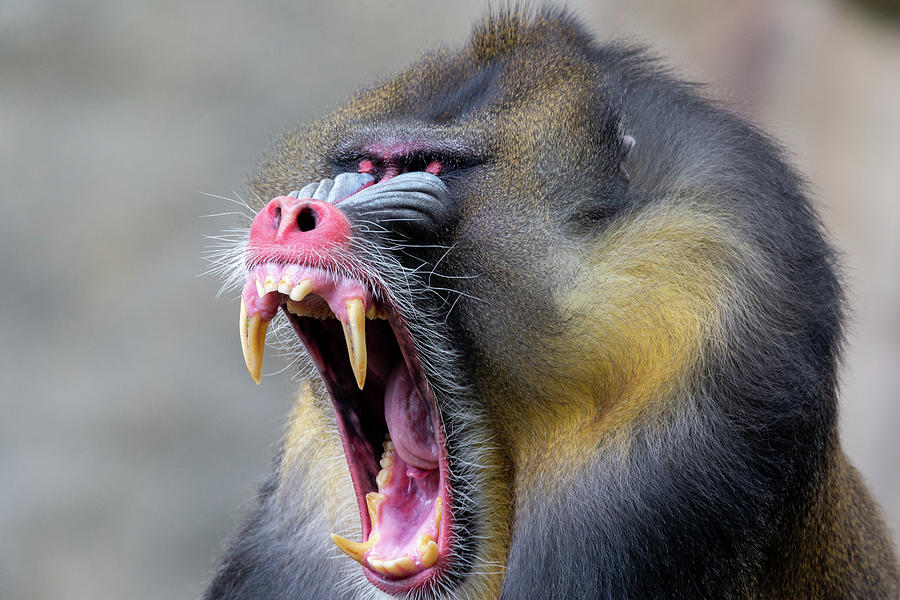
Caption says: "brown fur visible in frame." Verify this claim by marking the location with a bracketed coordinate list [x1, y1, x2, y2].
[207, 8, 899, 599]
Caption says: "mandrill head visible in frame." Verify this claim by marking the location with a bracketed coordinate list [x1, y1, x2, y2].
[205, 7, 887, 600]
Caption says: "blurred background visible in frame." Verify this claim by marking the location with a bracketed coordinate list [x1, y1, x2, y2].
[1, 1, 898, 598]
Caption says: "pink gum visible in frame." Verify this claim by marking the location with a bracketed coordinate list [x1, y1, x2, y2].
[241, 263, 372, 322]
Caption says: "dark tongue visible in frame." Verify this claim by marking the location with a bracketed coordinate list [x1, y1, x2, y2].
[384, 363, 438, 470]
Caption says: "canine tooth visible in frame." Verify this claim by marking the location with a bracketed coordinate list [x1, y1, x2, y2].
[245, 312, 268, 384]
[331, 533, 375, 564]
[417, 536, 439, 568]
[289, 279, 313, 302]
[239, 299, 251, 375]
[376, 468, 390, 489]
[366, 492, 384, 527]
[342, 298, 367, 390]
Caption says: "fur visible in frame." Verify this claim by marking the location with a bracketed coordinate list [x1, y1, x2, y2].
[205, 7, 899, 599]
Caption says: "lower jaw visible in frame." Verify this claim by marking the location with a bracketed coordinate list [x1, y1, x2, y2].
[366, 564, 443, 595]
[359, 444, 452, 592]
[285, 312, 455, 593]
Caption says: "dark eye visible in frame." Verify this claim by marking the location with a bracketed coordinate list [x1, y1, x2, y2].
[355, 155, 444, 182]
[357, 159, 375, 174]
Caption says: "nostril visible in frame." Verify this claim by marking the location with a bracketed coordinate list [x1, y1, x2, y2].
[297, 206, 317, 232]
[273, 206, 281, 230]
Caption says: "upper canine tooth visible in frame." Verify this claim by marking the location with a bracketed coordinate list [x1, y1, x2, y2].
[240, 299, 267, 384]
[289, 279, 313, 302]
[342, 298, 367, 390]
[239, 299, 251, 376]
[330, 533, 376, 564]
[241, 310, 269, 384]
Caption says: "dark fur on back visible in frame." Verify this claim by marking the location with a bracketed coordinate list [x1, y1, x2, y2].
[206, 7, 899, 599]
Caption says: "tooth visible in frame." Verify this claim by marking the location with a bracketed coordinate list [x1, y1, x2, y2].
[434, 497, 443, 531]
[263, 275, 277, 294]
[277, 277, 291, 295]
[384, 556, 415, 576]
[342, 298, 367, 390]
[289, 279, 313, 302]
[376, 468, 390, 489]
[366, 492, 384, 527]
[239, 299, 251, 375]
[395, 556, 416, 574]
[331, 534, 376, 564]
[417, 535, 439, 568]
[246, 312, 268, 384]
[367, 556, 386, 573]
[255, 279, 265, 298]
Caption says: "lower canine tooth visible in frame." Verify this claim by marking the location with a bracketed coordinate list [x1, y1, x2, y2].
[331, 533, 376, 564]
[342, 298, 367, 390]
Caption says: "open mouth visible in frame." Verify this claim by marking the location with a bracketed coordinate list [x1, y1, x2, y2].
[238, 261, 452, 593]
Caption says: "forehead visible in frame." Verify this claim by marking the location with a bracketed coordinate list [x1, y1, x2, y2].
[341, 34, 601, 128]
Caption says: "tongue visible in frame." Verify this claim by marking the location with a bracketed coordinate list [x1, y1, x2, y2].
[384, 364, 439, 470]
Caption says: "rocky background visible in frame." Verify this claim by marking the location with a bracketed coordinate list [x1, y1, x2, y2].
[2, 1, 897, 598]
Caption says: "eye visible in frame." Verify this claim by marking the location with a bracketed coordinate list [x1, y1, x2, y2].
[356, 156, 444, 182]
[357, 159, 375, 174]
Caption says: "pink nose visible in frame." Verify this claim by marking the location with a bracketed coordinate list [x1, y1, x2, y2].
[248, 196, 351, 256]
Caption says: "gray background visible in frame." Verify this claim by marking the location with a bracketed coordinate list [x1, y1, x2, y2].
[2, 1, 897, 598]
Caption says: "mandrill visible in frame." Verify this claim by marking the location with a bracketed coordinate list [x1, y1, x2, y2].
[205, 8, 899, 600]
